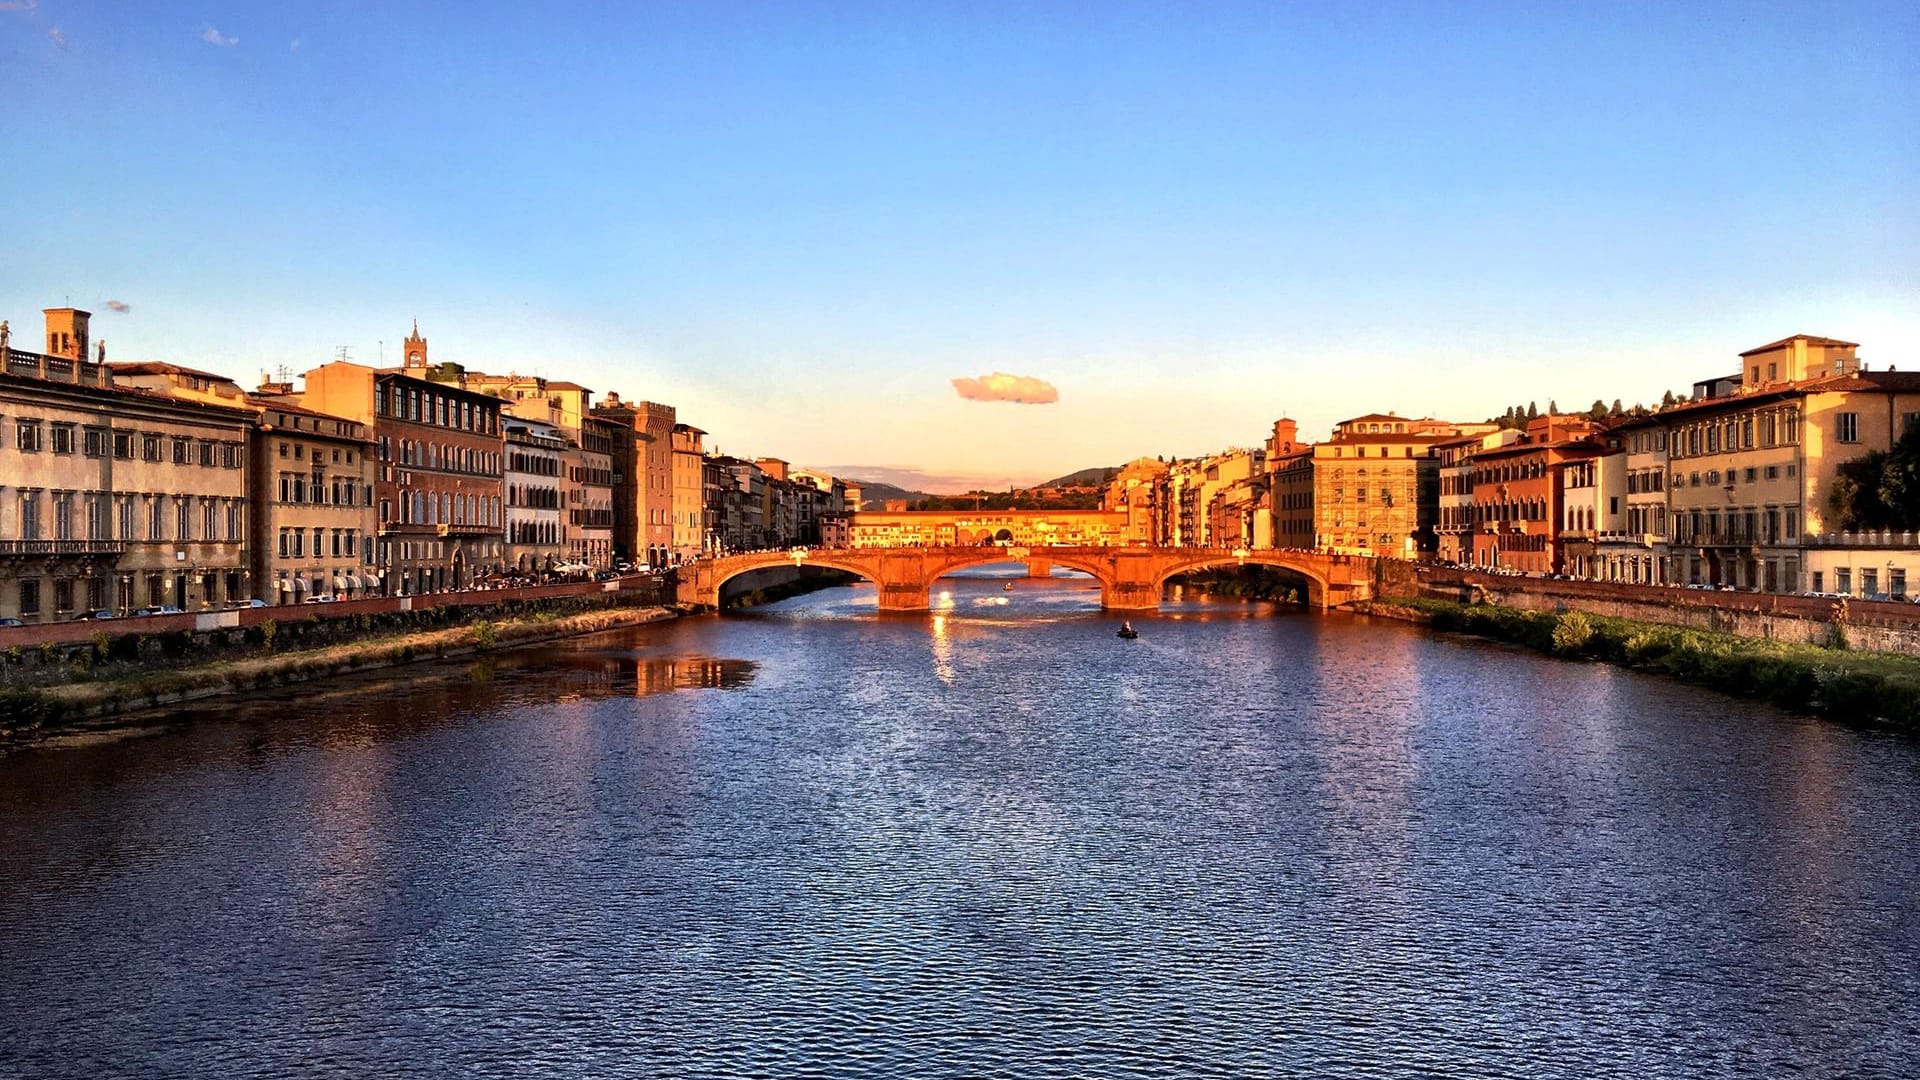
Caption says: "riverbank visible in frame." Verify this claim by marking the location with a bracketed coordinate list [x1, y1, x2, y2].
[1361, 597, 1920, 729]
[0, 604, 680, 739]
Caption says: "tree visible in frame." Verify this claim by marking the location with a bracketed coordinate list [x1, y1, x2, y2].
[1588, 399, 1609, 420]
[1548, 399, 1560, 416]
[1526, 401, 1540, 420]
[1827, 425, 1920, 531]
[1661, 390, 1678, 408]
[1611, 399, 1624, 416]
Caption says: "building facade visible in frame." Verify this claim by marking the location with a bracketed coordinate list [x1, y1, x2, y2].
[670, 423, 706, 563]
[0, 309, 252, 620]
[503, 417, 567, 573]
[249, 402, 378, 603]
[848, 509, 1147, 548]
[302, 341, 505, 595]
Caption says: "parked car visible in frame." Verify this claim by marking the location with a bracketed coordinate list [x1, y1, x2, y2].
[0, 617, 24, 628]
[132, 605, 186, 616]
[74, 610, 117, 621]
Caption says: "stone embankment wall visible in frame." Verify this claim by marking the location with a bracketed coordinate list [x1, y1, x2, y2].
[0, 575, 676, 685]
[1378, 561, 1920, 655]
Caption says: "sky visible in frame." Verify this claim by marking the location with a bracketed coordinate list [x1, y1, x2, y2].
[1, 2, 1916, 493]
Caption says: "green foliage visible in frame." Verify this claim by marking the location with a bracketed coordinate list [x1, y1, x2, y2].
[1827, 423, 1920, 531]
[470, 620, 499, 648]
[1551, 610, 1595, 654]
[1397, 597, 1920, 728]
[260, 619, 278, 650]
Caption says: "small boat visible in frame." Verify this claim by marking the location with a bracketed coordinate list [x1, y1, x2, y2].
[1002, 582, 1014, 592]
[1116, 621, 1138, 640]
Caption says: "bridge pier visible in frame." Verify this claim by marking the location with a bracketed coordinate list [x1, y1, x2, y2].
[877, 583, 930, 612]
[1026, 557, 1052, 578]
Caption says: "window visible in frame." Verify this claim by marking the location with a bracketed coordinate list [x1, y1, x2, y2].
[16, 420, 42, 451]
[1836, 568, 1852, 596]
[198, 440, 215, 467]
[117, 498, 134, 540]
[53, 579, 73, 614]
[176, 500, 192, 541]
[1812, 571, 1824, 593]
[1836, 412, 1858, 443]
[1894, 569, 1909, 599]
[82, 428, 104, 457]
[18, 580, 40, 616]
[18, 492, 42, 539]
[142, 434, 161, 461]
[1862, 568, 1879, 596]
[149, 497, 165, 540]
[113, 431, 133, 459]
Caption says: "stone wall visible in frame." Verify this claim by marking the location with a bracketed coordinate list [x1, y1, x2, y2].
[1379, 561, 1920, 654]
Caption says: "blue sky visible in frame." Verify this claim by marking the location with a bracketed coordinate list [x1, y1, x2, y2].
[2, 2, 1915, 491]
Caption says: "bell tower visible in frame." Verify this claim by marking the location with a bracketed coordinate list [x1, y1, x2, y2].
[43, 307, 91, 361]
[402, 319, 428, 370]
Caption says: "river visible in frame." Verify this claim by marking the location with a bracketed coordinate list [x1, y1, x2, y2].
[1, 569, 1916, 1078]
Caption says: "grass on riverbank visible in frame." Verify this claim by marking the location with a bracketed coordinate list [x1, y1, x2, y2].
[1380, 597, 1920, 729]
[0, 605, 675, 737]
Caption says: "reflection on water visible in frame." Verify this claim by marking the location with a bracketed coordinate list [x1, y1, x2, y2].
[0, 575, 1916, 1078]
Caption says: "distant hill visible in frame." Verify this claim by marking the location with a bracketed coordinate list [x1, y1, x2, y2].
[1038, 466, 1120, 489]
[847, 479, 932, 506]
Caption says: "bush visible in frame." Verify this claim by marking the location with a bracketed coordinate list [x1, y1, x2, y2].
[1551, 611, 1595, 655]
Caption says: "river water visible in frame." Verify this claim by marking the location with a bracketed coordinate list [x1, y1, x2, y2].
[1, 570, 1916, 1078]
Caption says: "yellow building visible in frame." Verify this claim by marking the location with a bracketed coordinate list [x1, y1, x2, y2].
[671, 423, 706, 562]
[850, 509, 1146, 548]
[1312, 413, 1496, 557]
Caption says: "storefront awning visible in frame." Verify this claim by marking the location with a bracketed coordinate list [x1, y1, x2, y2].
[291, 577, 308, 592]
[334, 576, 349, 591]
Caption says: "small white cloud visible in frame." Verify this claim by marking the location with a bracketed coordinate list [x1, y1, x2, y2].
[105, 300, 131, 313]
[0, 1, 42, 13]
[46, 25, 66, 49]
[289, 37, 301, 51]
[201, 27, 238, 47]
[952, 371, 1060, 405]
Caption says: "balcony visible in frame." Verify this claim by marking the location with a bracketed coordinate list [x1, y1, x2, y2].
[0, 539, 128, 557]
[437, 523, 498, 537]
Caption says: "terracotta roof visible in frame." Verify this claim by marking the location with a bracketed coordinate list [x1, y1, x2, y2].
[1738, 334, 1859, 357]
[109, 360, 237, 383]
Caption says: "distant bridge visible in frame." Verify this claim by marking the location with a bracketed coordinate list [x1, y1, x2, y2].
[680, 546, 1377, 612]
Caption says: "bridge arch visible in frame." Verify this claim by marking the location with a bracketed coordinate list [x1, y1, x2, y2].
[925, 548, 1109, 583]
[708, 555, 882, 607]
[1151, 553, 1331, 607]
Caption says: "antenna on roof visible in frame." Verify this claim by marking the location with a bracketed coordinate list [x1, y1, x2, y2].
[379, 340, 384, 366]
[335, 345, 352, 363]
[275, 364, 292, 384]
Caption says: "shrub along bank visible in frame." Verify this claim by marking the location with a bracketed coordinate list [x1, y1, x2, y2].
[1376, 597, 1920, 730]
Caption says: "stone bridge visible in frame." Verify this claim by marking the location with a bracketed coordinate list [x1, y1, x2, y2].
[680, 546, 1377, 612]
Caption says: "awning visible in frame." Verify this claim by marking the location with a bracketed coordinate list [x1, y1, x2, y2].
[291, 577, 309, 592]
[277, 579, 292, 592]
[334, 576, 349, 591]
